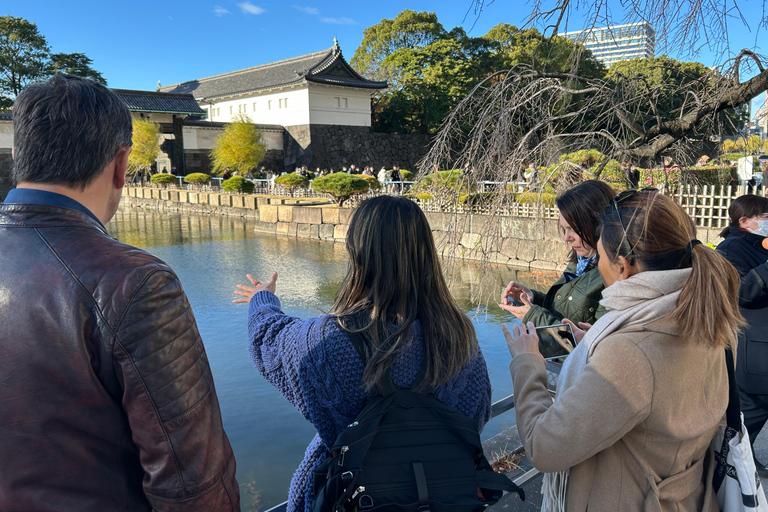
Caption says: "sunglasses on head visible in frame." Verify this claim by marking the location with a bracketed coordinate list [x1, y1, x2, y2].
[610, 187, 658, 258]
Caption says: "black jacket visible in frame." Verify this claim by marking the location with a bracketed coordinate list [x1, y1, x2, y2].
[717, 227, 768, 393]
[0, 204, 240, 511]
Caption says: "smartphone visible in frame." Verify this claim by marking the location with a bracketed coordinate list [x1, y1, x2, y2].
[535, 323, 575, 359]
[506, 296, 525, 307]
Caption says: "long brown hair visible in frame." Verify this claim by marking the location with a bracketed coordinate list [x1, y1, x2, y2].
[600, 191, 743, 349]
[719, 195, 768, 237]
[556, 180, 616, 262]
[331, 196, 477, 392]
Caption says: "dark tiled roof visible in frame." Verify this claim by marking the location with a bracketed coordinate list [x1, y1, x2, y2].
[158, 46, 387, 100]
[183, 120, 283, 131]
[112, 89, 206, 115]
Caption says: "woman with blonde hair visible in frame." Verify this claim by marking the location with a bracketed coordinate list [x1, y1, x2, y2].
[233, 195, 492, 512]
[503, 189, 743, 511]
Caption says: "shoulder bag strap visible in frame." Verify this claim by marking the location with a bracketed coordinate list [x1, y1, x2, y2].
[724, 347, 741, 431]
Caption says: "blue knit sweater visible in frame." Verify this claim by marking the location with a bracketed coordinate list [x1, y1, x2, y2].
[247, 291, 493, 512]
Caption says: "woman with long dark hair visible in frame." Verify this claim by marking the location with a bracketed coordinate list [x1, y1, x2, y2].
[500, 180, 615, 353]
[233, 196, 492, 512]
[503, 190, 743, 511]
[717, 194, 768, 476]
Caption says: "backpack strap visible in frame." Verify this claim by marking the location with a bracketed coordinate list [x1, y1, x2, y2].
[345, 327, 430, 396]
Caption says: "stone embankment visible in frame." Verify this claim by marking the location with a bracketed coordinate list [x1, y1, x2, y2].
[121, 186, 723, 269]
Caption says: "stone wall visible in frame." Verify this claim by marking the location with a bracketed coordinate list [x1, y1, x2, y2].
[0, 149, 12, 201]
[119, 188, 723, 269]
[310, 125, 430, 172]
[284, 125, 312, 170]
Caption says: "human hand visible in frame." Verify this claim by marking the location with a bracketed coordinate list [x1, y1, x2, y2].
[502, 321, 540, 359]
[499, 281, 534, 319]
[233, 272, 278, 303]
[501, 281, 534, 305]
[562, 318, 592, 345]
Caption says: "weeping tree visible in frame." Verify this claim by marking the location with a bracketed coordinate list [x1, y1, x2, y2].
[414, 0, 768, 307]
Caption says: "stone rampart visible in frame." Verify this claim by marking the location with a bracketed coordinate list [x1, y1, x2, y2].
[120, 187, 723, 269]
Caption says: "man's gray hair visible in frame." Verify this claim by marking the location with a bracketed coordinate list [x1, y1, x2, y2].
[12, 74, 133, 189]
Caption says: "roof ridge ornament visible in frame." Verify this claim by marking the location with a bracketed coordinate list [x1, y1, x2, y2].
[333, 36, 339, 53]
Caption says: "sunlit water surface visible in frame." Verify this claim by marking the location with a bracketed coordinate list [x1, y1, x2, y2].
[107, 207, 559, 512]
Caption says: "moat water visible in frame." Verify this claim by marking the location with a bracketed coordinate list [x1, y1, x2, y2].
[107, 207, 558, 512]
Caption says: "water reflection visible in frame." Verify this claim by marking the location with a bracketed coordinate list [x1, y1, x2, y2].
[106, 206, 559, 512]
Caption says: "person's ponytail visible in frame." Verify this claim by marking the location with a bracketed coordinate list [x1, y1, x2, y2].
[672, 244, 744, 349]
[601, 191, 744, 349]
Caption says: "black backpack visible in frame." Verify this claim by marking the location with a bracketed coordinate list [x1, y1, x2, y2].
[312, 332, 525, 512]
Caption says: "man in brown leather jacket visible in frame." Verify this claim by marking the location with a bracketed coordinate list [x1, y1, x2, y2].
[0, 76, 240, 510]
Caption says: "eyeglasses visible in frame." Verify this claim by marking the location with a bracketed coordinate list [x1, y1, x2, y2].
[610, 187, 658, 257]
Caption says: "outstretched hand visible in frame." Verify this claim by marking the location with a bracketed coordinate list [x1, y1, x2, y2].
[233, 272, 278, 303]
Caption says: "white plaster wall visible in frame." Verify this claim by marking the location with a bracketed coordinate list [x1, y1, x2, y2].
[0, 120, 13, 149]
[206, 87, 310, 127]
[183, 125, 282, 151]
[130, 112, 176, 124]
[307, 84, 373, 127]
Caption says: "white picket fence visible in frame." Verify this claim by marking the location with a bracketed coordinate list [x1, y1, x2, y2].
[676, 185, 766, 229]
[417, 185, 766, 228]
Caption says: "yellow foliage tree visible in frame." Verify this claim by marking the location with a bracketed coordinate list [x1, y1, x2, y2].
[210, 115, 265, 176]
[745, 134, 762, 154]
[722, 139, 737, 152]
[127, 118, 161, 178]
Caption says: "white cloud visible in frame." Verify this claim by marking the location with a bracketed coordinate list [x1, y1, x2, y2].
[237, 2, 266, 14]
[294, 5, 320, 15]
[213, 5, 230, 16]
[321, 17, 355, 25]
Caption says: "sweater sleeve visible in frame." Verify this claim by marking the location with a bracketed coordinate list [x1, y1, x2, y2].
[247, 291, 367, 444]
[247, 291, 317, 418]
[509, 338, 654, 473]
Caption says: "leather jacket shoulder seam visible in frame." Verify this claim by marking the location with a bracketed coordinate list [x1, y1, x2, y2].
[33, 227, 118, 337]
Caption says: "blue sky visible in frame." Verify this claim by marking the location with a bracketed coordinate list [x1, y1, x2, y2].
[6, 1, 768, 109]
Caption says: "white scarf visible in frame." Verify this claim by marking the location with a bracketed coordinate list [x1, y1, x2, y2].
[540, 268, 692, 512]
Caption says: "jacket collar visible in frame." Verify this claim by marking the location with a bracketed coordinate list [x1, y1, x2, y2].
[0, 202, 110, 236]
[4, 188, 105, 230]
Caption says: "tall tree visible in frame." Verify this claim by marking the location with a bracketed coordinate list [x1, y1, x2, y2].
[0, 16, 49, 105]
[210, 115, 266, 175]
[127, 118, 161, 184]
[48, 52, 106, 85]
[351, 10, 445, 81]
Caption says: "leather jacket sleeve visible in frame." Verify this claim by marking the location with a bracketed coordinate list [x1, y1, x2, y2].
[113, 268, 240, 511]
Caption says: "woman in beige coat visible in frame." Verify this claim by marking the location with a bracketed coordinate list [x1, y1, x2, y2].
[503, 190, 744, 512]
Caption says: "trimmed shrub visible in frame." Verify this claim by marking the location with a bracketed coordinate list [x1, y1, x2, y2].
[274, 173, 310, 197]
[400, 170, 414, 181]
[149, 173, 177, 187]
[359, 174, 381, 192]
[184, 173, 212, 184]
[222, 176, 255, 194]
[514, 192, 557, 207]
[312, 173, 370, 207]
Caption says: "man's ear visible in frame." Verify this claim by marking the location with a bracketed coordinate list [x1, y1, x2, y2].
[113, 146, 132, 188]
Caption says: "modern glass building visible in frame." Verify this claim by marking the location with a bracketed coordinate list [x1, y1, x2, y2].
[560, 22, 656, 67]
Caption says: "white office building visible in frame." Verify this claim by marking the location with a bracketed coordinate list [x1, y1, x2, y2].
[560, 22, 655, 67]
